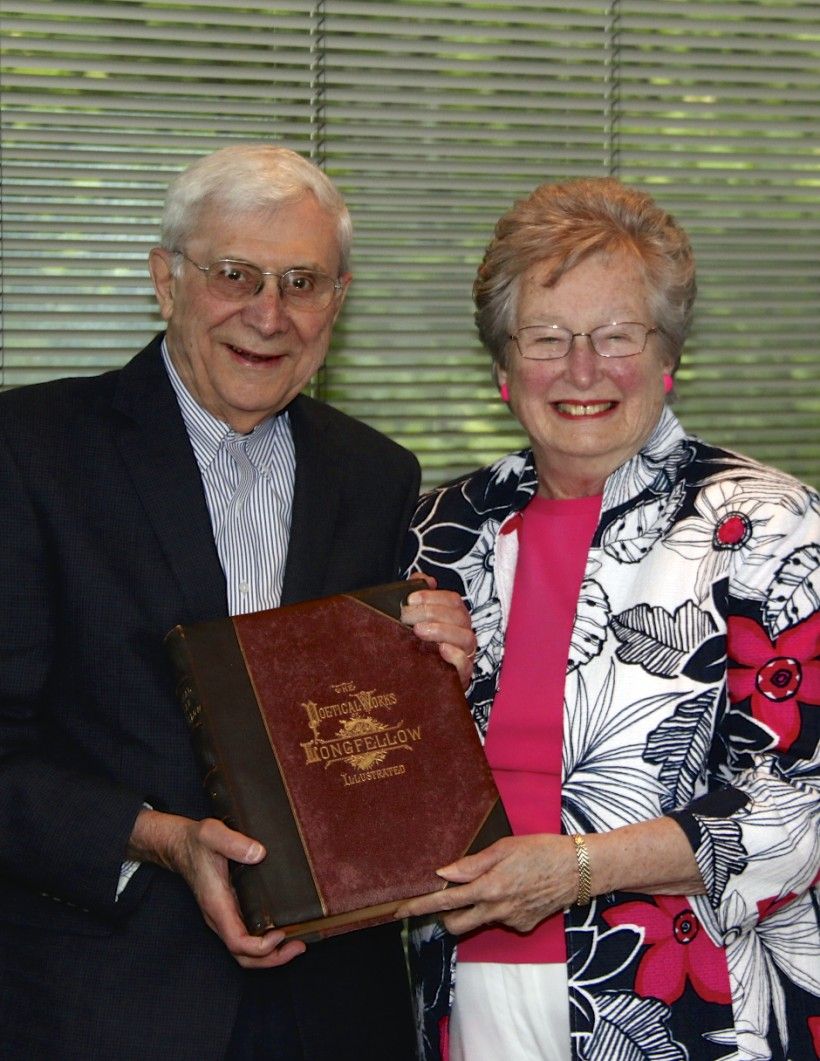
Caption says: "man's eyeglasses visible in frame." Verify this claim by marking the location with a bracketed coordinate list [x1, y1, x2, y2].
[510, 322, 658, 361]
[176, 252, 344, 311]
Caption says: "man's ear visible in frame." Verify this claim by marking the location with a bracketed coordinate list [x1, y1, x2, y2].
[329, 272, 352, 326]
[148, 247, 176, 322]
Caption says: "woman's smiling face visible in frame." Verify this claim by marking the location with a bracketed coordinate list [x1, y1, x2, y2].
[498, 249, 673, 498]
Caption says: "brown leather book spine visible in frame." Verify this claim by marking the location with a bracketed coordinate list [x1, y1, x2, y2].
[166, 619, 321, 933]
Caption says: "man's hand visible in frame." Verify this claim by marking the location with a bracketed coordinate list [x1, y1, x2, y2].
[401, 574, 476, 688]
[127, 808, 306, 968]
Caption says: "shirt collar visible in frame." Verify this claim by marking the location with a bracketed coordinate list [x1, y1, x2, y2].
[160, 339, 287, 473]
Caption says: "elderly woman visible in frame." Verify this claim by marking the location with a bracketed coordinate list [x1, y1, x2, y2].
[398, 178, 820, 1061]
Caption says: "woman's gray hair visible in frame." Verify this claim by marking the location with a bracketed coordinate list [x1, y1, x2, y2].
[160, 144, 353, 273]
[474, 177, 696, 375]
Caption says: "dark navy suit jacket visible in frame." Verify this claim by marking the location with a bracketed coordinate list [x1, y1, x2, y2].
[0, 335, 420, 1060]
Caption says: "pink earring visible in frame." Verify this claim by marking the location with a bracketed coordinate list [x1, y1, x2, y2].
[663, 373, 674, 394]
[499, 382, 510, 402]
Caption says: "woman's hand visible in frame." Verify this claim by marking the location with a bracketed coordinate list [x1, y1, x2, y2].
[401, 573, 476, 689]
[395, 834, 578, 935]
[395, 819, 706, 936]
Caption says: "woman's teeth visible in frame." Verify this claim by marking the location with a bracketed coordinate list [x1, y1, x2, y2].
[555, 401, 615, 415]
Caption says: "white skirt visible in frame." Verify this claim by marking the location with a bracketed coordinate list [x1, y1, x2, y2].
[450, 962, 571, 1061]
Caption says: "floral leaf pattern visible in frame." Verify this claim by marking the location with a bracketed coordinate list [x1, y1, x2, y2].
[600, 483, 684, 564]
[716, 890, 820, 1060]
[689, 814, 748, 903]
[762, 543, 820, 638]
[568, 579, 610, 671]
[401, 411, 820, 1061]
[582, 991, 687, 1060]
[644, 690, 720, 810]
[563, 662, 674, 833]
[612, 600, 717, 677]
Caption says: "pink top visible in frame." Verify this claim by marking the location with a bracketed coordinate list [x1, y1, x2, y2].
[459, 493, 601, 964]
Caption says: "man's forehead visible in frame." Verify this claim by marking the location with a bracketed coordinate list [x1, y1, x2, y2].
[185, 196, 342, 269]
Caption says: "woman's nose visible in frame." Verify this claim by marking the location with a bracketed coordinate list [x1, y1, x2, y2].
[563, 333, 601, 386]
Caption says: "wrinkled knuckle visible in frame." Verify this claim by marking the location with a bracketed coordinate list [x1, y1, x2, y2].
[199, 817, 219, 841]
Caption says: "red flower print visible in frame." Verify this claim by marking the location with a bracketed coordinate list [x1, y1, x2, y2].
[603, 896, 731, 1005]
[757, 891, 798, 922]
[728, 614, 820, 751]
[809, 1015, 820, 1058]
[439, 1015, 450, 1060]
[714, 512, 752, 549]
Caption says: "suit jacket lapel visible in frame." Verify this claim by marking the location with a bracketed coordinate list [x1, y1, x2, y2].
[281, 395, 341, 605]
[112, 344, 341, 615]
[111, 336, 228, 621]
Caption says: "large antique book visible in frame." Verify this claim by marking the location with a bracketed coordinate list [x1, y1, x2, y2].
[166, 580, 509, 942]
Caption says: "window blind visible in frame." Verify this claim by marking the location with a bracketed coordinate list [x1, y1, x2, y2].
[1, 0, 817, 488]
[615, 0, 819, 481]
[0, 1, 321, 376]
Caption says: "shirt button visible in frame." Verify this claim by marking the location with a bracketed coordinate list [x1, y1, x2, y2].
[239, 581, 249, 595]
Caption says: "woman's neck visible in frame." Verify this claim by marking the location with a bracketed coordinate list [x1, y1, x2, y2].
[536, 471, 606, 500]
[533, 446, 619, 500]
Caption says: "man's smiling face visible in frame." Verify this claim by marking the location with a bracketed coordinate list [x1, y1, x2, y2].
[150, 192, 349, 433]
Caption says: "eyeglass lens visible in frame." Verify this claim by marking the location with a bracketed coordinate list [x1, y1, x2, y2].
[202, 259, 337, 308]
[515, 322, 652, 360]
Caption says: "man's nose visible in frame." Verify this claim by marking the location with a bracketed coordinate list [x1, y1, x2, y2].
[241, 279, 290, 334]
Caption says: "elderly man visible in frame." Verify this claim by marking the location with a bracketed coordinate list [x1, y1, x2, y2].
[0, 145, 472, 1060]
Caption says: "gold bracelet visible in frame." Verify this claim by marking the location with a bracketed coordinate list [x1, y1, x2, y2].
[572, 834, 591, 906]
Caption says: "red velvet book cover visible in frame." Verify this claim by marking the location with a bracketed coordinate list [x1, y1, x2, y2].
[166, 580, 509, 941]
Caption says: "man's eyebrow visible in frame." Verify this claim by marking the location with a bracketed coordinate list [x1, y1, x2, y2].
[215, 256, 329, 273]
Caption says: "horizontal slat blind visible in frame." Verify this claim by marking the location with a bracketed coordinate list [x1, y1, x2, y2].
[0, 1, 319, 374]
[1, 0, 817, 488]
[614, 0, 819, 483]
[317, 1, 613, 479]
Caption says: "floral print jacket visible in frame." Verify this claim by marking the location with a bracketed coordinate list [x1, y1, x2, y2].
[402, 408, 820, 1061]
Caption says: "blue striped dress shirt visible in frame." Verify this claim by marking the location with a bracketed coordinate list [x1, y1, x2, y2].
[161, 342, 295, 615]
